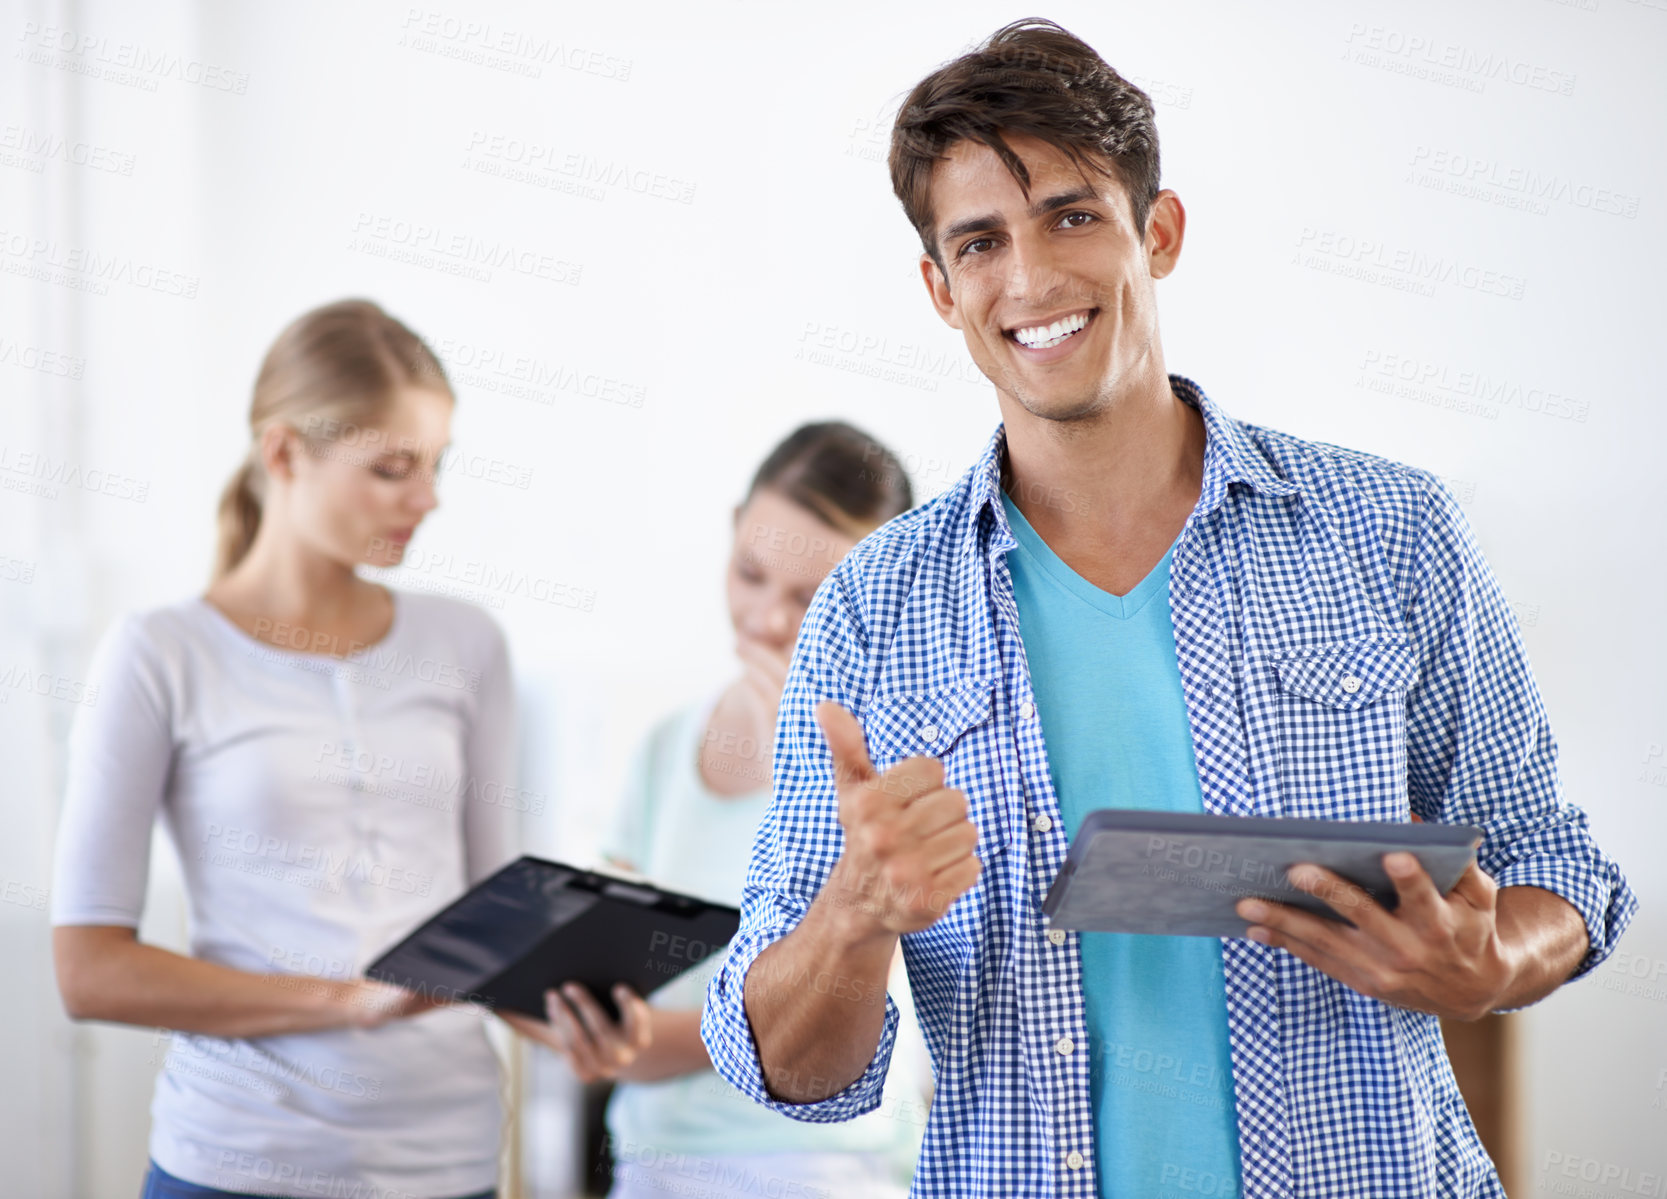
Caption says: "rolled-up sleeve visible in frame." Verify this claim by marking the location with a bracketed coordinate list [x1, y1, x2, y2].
[700, 564, 902, 1122]
[1402, 473, 1638, 993]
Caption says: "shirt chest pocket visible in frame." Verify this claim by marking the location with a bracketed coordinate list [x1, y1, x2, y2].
[860, 679, 1011, 861]
[1269, 640, 1421, 822]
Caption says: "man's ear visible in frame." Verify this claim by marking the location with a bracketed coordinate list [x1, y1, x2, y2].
[1145, 189, 1186, 281]
[918, 253, 962, 331]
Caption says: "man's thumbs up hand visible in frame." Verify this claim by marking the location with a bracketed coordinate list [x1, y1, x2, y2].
[815, 701, 982, 937]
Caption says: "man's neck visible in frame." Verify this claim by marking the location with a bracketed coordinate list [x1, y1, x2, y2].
[997, 374, 1207, 595]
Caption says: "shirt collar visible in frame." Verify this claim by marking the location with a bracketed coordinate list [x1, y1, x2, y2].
[959, 372, 1299, 559]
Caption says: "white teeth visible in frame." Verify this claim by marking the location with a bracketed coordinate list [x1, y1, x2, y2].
[1013, 311, 1090, 349]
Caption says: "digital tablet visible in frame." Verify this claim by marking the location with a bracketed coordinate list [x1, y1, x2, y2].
[365, 855, 741, 1021]
[1041, 809, 1484, 937]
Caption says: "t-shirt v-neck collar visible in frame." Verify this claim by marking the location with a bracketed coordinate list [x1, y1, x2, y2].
[999, 490, 1175, 620]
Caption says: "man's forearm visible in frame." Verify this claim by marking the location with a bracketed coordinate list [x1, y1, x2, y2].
[743, 876, 898, 1103]
[1490, 885, 1590, 1013]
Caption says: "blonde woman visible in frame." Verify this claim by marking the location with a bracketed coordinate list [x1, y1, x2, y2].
[51, 299, 518, 1199]
[503, 423, 932, 1199]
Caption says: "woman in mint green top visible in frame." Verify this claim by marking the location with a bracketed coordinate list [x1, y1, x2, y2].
[507, 422, 929, 1199]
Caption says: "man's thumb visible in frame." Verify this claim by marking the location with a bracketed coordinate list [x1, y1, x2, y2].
[815, 700, 877, 786]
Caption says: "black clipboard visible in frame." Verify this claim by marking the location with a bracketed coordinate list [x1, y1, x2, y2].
[1041, 810, 1484, 937]
[365, 855, 741, 1021]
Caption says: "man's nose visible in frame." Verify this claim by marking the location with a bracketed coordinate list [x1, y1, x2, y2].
[1002, 233, 1070, 302]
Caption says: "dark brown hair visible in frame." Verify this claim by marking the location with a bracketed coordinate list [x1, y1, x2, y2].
[744, 421, 913, 537]
[213, 299, 452, 580]
[888, 17, 1161, 278]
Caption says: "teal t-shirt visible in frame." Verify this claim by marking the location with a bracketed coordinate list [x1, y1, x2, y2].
[999, 492, 1242, 1199]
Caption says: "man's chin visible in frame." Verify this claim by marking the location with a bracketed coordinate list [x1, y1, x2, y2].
[1006, 382, 1106, 423]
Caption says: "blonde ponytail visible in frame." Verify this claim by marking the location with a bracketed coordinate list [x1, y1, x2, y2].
[212, 455, 263, 582]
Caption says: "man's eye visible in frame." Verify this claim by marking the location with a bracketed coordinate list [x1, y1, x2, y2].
[958, 237, 994, 259]
[1059, 211, 1095, 229]
[371, 464, 410, 481]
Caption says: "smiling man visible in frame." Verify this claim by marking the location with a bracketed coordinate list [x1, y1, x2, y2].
[701, 18, 1637, 1199]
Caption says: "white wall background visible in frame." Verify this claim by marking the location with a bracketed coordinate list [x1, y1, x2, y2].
[3, 0, 1663, 1194]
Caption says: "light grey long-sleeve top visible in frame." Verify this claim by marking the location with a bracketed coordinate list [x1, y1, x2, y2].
[51, 588, 522, 1199]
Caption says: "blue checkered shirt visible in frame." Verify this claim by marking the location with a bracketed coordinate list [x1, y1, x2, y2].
[701, 373, 1638, 1198]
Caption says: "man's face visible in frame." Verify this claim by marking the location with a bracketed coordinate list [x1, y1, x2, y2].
[918, 130, 1182, 421]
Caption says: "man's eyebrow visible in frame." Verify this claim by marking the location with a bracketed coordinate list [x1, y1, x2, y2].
[939, 185, 1103, 248]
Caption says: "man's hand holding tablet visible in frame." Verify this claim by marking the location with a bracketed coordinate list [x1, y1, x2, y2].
[1042, 806, 1590, 1023]
[1236, 844, 1519, 1023]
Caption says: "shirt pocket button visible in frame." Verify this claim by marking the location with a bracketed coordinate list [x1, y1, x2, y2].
[1270, 642, 1421, 821]
[862, 681, 1008, 859]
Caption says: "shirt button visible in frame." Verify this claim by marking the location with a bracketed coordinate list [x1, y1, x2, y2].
[921, 723, 940, 744]
[1055, 1036, 1075, 1056]
[1033, 814, 1052, 833]
[1018, 700, 1036, 719]
[1047, 928, 1067, 946]
[1066, 1151, 1085, 1170]
[1341, 675, 1362, 694]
